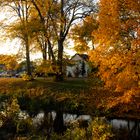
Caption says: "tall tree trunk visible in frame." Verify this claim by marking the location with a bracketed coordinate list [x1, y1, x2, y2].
[48, 39, 55, 62]
[53, 110, 65, 134]
[42, 42, 47, 61]
[25, 35, 31, 76]
[57, 40, 63, 73]
[54, 39, 64, 81]
[55, 0, 64, 81]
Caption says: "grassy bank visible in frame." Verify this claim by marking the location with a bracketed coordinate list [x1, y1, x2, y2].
[0, 77, 139, 119]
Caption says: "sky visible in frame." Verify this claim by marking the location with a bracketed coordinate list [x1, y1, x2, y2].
[0, 8, 19, 55]
[0, 39, 19, 55]
[0, 37, 76, 60]
[0, 4, 77, 60]
[0, 0, 99, 58]
[0, 11, 75, 60]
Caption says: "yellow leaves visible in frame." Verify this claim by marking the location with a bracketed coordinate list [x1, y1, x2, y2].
[6, 98, 20, 117]
[70, 14, 98, 53]
[0, 54, 18, 70]
[36, 60, 59, 76]
[90, 0, 140, 93]
[95, 0, 140, 48]
[74, 41, 90, 54]
[138, 81, 140, 88]
[125, 0, 140, 11]
[90, 45, 140, 95]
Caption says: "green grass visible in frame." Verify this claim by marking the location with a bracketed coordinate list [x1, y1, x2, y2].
[0, 77, 91, 94]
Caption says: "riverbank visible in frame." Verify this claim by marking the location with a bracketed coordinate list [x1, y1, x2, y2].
[0, 77, 139, 120]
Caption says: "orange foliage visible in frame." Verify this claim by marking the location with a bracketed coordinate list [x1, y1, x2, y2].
[90, 47, 140, 92]
[90, 0, 140, 101]
[0, 55, 18, 71]
[94, 0, 140, 47]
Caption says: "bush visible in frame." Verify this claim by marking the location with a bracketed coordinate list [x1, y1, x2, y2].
[90, 117, 114, 140]
[50, 117, 114, 140]
[22, 74, 34, 81]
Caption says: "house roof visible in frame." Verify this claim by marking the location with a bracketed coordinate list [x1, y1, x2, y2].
[70, 53, 89, 61]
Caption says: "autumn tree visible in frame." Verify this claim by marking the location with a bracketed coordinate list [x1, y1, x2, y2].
[0, 0, 97, 79]
[0, 54, 18, 71]
[70, 14, 98, 53]
[31, 0, 97, 81]
[30, 0, 57, 62]
[0, 0, 35, 76]
[90, 0, 140, 103]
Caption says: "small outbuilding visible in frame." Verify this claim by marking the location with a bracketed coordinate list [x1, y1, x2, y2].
[66, 53, 91, 78]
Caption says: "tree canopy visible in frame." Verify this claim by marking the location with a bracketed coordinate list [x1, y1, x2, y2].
[0, 54, 18, 70]
[90, 0, 140, 104]
[0, 0, 97, 79]
[70, 14, 98, 53]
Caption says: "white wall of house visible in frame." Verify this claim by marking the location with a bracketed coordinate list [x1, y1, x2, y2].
[66, 54, 90, 78]
[66, 65, 77, 77]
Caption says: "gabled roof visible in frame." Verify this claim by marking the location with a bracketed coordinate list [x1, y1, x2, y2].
[70, 53, 89, 61]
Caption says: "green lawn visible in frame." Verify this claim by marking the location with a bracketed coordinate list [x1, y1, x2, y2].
[0, 77, 91, 93]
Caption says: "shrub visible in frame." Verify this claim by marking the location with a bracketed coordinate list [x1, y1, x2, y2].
[50, 117, 113, 140]
[90, 117, 114, 140]
[22, 73, 34, 81]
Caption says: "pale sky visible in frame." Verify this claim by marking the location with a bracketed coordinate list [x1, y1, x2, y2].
[0, 38, 75, 60]
[0, 0, 99, 58]
[0, 39, 20, 55]
[0, 5, 76, 60]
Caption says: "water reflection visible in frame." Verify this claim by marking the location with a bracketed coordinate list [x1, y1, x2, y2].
[1, 108, 140, 139]
[33, 111, 92, 125]
[109, 119, 140, 139]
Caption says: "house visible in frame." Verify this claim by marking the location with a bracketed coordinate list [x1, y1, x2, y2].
[66, 53, 91, 77]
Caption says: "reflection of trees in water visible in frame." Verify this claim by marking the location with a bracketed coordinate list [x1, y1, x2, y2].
[1, 107, 140, 139]
[0, 97, 140, 139]
[110, 119, 140, 140]
[129, 121, 140, 139]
